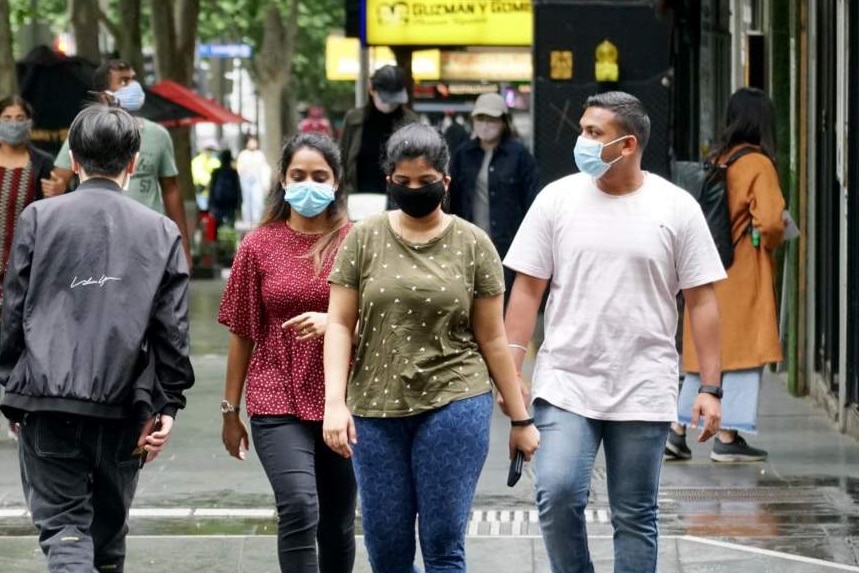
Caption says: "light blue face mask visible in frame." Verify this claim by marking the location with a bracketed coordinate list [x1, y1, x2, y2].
[573, 134, 628, 179]
[283, 181, 336, 218]
[111, 81, 146, 112]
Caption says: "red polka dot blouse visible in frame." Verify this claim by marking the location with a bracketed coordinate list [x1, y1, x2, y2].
[218, 221, 351, 420]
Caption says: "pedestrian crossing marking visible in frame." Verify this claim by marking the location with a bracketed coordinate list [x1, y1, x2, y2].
[0, 506, 611, 537]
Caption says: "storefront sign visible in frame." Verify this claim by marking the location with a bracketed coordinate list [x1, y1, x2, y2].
[326, 36, 531, 82]
[364, 0, 532, 46]
[441, 51, 531, 81]
[326, 36, 440, 80]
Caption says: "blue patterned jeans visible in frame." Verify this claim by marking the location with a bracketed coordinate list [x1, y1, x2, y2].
[352, 392, 493, 573]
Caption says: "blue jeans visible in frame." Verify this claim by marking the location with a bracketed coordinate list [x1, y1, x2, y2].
[533, 400, 669, 573]
[352, 393, 493, 573]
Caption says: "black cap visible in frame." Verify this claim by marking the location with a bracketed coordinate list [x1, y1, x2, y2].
[370, 65, 408, 105]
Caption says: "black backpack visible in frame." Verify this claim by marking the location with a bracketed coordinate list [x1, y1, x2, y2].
[672, 147, 758, 269]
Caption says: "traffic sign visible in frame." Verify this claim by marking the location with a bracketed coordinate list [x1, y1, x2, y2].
[198, 44, 252, 59]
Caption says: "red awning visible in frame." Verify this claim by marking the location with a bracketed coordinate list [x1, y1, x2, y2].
[149, 80, 249, 127]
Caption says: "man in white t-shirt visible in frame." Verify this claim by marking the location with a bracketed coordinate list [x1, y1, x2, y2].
[503, 92, 726, 573]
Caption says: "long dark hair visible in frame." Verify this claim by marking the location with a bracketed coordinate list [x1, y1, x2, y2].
[714, 87, 777, 163]
[0, 95, 34, 119]
[259, 133, 348, 274]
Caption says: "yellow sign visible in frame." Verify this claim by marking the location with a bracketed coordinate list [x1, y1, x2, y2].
[365, 0, 533, 46]
[549, 50, 573, 80]
[325, 36, 440, 81]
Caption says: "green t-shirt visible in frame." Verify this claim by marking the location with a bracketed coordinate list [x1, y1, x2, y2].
[328, 213, 505, 418]
[55, 117, 178, 214]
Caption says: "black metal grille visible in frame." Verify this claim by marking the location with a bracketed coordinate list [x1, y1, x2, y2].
[532, 0, 673, 186]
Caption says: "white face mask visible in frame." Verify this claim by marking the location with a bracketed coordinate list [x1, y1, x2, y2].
[473, 119, 503, 142]
[372, 93, 396, 114]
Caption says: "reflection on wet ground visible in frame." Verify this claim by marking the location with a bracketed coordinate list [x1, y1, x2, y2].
[188, 279, 230, 355]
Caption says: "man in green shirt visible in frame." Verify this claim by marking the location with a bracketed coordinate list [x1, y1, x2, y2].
[42, 60, 191, 266]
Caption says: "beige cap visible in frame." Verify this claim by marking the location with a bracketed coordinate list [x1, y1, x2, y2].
[470, 92, 507, 118]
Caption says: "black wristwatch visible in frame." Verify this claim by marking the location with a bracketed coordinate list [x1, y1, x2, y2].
[698, 385, 723, 399]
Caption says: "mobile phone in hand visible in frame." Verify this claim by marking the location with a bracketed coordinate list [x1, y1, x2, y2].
[507, 450, 525, 487]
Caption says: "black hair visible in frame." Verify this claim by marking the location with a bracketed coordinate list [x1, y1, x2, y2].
[0, 95, 34, 120]
[260, 133, 348, 274]
[584, 91, 651, 152]
[715, 87, 778, 162]
[67, 104, 141, 177]
[382, 123, 450, 175]
[93, 59, 133, 92]
[218, 149, 233, 166]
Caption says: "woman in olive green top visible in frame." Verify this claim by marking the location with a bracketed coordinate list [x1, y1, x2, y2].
[324, 124, 539, 572]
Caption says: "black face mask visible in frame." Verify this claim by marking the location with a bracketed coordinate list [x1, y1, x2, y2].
[387, 180, 446, 219]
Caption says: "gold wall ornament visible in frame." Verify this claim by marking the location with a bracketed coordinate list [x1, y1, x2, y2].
[595, 39, 619, 82]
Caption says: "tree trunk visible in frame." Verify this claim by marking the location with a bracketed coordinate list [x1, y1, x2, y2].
[118, 0, 144, 77]
[150, 0, 199, 203]
[254, 3, 291, 166]
[260, 82, 284, 167]
[172, 0, 199, 85]
[150, 0, 177, 83]
[282, 0, 300, 138]
[96, 0, 144, 78]
[0, 0, 17, 96]
[70, 0, 101, 64]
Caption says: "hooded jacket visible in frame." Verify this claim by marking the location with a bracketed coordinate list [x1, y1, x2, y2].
[0, 178, 194, 420]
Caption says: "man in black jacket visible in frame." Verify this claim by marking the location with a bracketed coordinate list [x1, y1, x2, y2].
[0, 104, 194, 573]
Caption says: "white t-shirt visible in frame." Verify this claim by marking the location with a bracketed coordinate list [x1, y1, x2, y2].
[504, 172, 726, 422]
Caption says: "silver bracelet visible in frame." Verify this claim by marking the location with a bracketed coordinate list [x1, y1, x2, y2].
[508, 343, 528, 352]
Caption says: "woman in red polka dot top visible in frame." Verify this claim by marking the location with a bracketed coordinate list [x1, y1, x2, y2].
[218, 133, 356, 573]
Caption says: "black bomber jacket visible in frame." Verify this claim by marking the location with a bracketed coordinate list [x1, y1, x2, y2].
[0, 178, 194, 420]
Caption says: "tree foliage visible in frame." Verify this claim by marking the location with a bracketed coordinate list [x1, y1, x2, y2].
[196, 0, 354, 113]
[0, 0, 17, 94]
[8, 0, 66, 34]
[5, 0, 356, 112]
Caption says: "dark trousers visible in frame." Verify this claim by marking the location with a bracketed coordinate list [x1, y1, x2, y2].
[17, 412, 143, 573]
[251, 415, 357, 573]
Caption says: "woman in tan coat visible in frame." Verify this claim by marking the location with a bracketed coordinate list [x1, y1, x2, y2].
[666, 88, 785, 462]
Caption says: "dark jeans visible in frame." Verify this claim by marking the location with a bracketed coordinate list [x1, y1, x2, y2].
[251, 415, 357, 573]
[17, 412, 143, 573]
[351, 393, 493, 573]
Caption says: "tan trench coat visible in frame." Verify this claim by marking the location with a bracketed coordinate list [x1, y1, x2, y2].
[682, 144, 786, 372]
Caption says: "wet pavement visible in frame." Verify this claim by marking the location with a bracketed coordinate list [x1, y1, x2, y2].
[2, 279, 859, 571]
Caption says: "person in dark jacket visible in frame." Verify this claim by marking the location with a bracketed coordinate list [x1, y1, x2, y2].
[0, 95, 53, 441]
[339, 65, 418, 218]
[209, 149, 242, 227]
[0, 104, 194, 573]
[0, 96, 53, 289]
[449, 92, 539, 299]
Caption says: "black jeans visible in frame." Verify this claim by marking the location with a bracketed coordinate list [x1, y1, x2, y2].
[17, 412, 143, 573]
[251, 415, 357, 573]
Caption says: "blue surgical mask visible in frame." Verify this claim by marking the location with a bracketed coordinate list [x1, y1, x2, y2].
[111, 81, 146, 112]
[573, 135, 628, 178]
[283, 182, 336, 217]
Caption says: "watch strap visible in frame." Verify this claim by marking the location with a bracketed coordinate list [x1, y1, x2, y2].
[220, 399, 239, 414]
[697, 384, 723, 399]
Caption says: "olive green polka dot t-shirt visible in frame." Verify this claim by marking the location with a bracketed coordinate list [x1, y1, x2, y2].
[328, 213, 505, 418]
